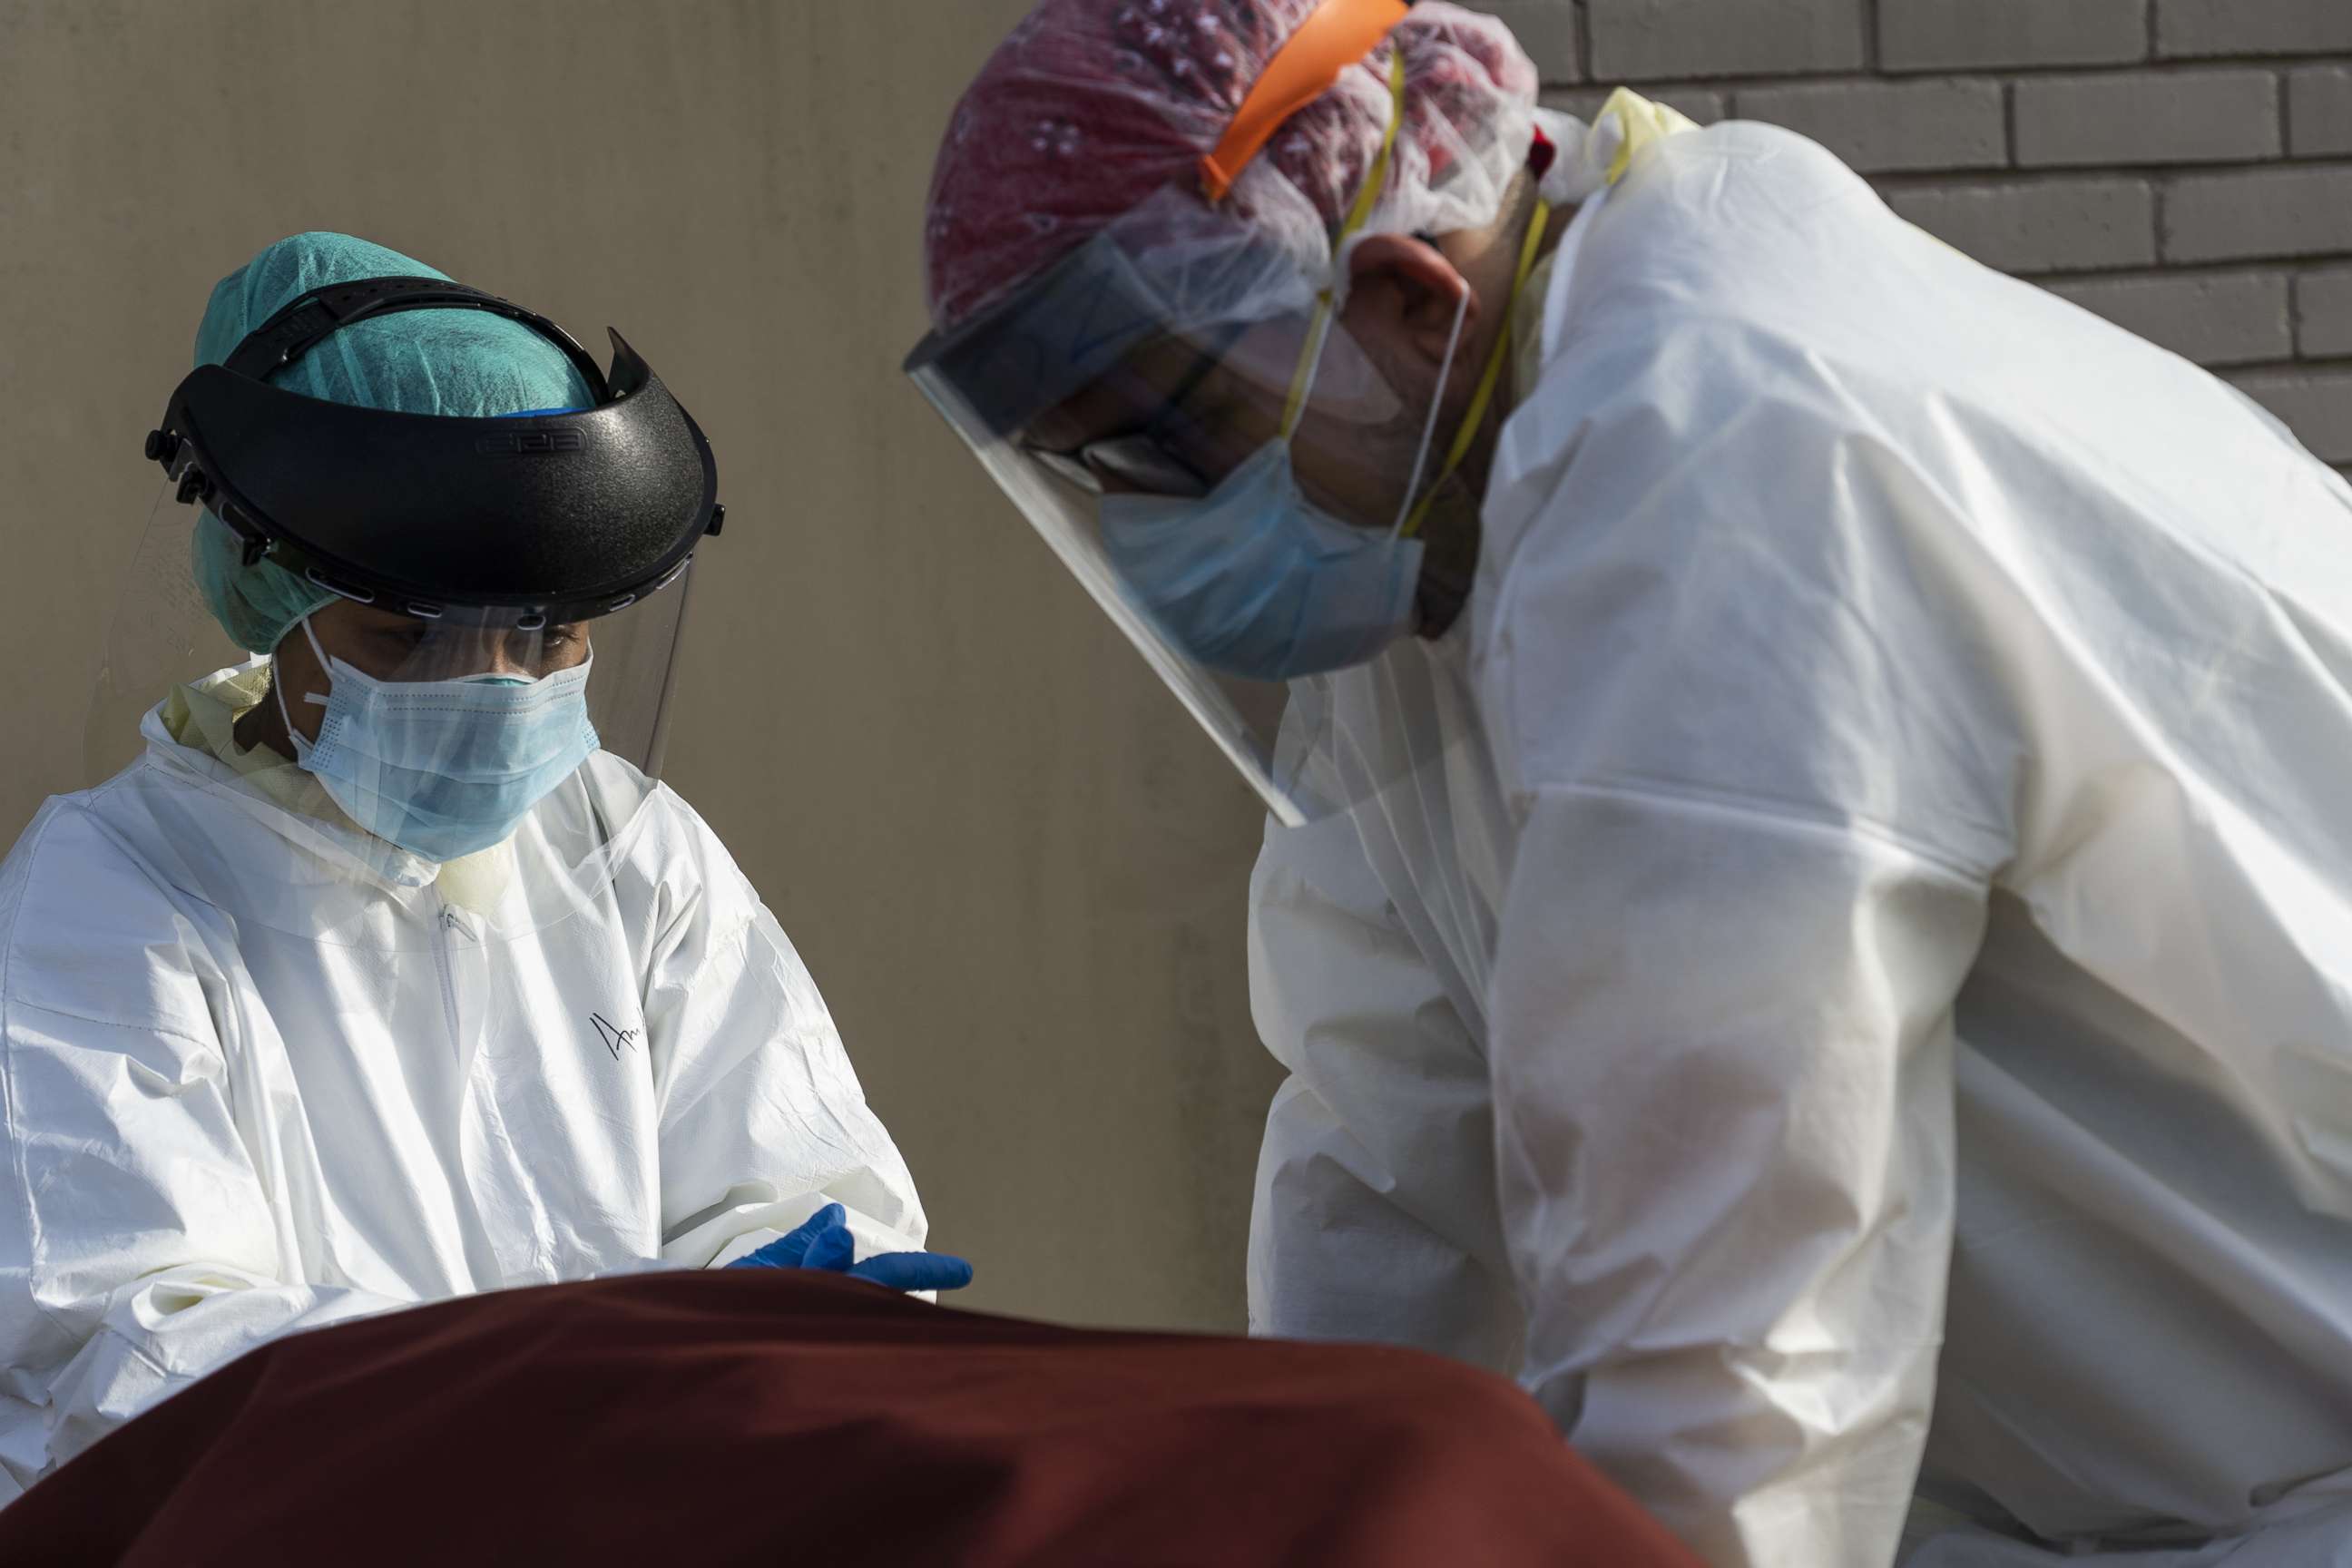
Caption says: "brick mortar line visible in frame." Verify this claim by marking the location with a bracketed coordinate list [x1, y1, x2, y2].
[2219, 358, 2352, 377]
[1568, 54, 2352, 93]
[1855, 157, 2352, 183]
[2017, 259, 2352, 285]
[2278, 51, 2295, 155]
[1885, 54, 2352, 79]
[1997, 151, 2352, 175]
[1870, 156, 2352, 189]
[2017, 254, 2352, 280]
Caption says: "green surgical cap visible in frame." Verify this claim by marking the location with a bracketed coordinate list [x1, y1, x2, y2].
[189, 231, 596, 654]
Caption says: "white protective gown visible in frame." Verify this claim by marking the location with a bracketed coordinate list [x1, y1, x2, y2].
[1248, 119, 2352, 1567]
[0, 670, 926, 1500]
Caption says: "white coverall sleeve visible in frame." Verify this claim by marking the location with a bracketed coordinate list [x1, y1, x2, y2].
[642, 817, 926, 1271]
[0, 802, 407, 1499]
[1481, 368, 2010, 1565]
[1246, 808, 1524, 1375]
[1494, 793, 1983, 1565]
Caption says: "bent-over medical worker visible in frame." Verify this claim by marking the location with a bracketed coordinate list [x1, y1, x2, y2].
[0, 232, 964, 1501]
[906, 2, 2352, 1563]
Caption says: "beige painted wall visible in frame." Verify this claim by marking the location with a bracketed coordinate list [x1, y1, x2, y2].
[0, 0, 1284, 1330]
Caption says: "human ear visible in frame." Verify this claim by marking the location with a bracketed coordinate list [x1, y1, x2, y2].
[1343, 233, 1480, 370]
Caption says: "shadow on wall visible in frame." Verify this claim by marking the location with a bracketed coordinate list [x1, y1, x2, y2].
[0, 0, 1284, 1335]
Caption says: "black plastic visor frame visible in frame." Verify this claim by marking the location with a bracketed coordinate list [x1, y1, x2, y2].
[145, 277, 724, 630]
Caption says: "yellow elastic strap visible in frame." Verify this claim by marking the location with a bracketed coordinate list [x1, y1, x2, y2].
[1338, 50, 1407, 242]
[1280, 50, 1407, 436]
[1400, 193, 1553, 539]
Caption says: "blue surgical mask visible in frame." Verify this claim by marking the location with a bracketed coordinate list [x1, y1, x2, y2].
[1100, 441, 1426, 681]
[279, 617, 598, 862]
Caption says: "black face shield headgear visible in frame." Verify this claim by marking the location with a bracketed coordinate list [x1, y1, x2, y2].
[146, 275, 724, 631]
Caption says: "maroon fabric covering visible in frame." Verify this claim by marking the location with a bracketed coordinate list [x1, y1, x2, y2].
[1, 1272, 1701, 1567]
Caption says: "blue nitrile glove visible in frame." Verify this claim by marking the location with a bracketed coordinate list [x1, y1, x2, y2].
[726, 1203, 975, 1294]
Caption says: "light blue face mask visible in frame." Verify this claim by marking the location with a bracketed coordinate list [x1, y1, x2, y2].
[279, 617, 599, 863]
[1100, 441, 1426, 681]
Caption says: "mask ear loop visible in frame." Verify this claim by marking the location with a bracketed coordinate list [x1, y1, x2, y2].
[298, 615, 338, 709]
[1389, 283, 1470, 541]
[1400, 192, 1554, 540]
[274, 614, 333, 743]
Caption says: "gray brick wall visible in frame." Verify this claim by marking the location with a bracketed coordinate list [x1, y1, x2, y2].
[2291, 65, 2352, 155]
[1463, 0, 2352, 481]
[2300, 266, 2352, 357]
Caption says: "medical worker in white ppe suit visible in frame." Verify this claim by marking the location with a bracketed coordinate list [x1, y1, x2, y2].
[907, 1, 2352, 1563]
[0, 232, 965, 1502]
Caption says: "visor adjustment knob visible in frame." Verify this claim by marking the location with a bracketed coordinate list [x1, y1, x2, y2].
[705, 504, 726, 537]
[143, 429, 181, 466]
[175, 468, 212, 506]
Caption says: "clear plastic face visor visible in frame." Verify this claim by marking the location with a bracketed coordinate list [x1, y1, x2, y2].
[904, 194, 1455, 827]
[83, 485, 696, 941]
[88, 487, 694, 787]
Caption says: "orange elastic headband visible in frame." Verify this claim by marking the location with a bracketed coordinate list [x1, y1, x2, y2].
[1199, 0, 1411, 203]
